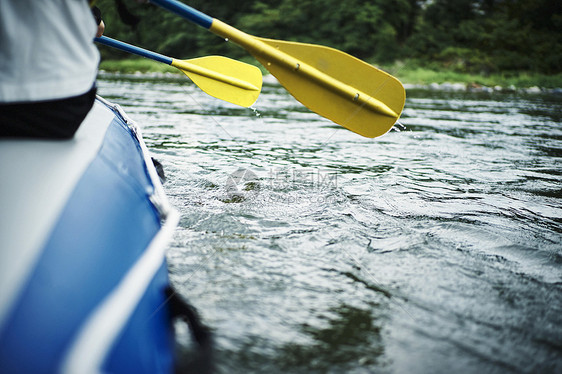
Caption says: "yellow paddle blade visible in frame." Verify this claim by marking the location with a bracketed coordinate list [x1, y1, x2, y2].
[254, 38, 405, 138]
[171, 56, 262, 107]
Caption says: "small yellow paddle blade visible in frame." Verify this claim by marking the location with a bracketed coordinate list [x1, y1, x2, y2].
[254, 38, 405, 138]
[172, 56, 262, 107]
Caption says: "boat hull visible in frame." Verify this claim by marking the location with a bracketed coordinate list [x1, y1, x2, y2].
[0, 98, 178, 373]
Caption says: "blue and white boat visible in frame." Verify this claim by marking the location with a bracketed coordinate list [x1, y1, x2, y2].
[0, 97, 182, 373]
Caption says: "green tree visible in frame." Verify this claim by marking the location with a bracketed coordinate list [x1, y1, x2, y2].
[94, 0, 561, 74]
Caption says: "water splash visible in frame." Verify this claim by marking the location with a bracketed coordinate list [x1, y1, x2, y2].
[250, 106, 261, 117]
[391, 121, 407, 132]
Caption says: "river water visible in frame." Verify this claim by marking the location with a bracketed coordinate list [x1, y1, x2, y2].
[97, 74, 561, 374]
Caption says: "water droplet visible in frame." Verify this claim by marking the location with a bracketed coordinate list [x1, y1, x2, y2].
[225, 38, 229, 42]
[250, 106, 261, 117]
[391, 121, 407, 132]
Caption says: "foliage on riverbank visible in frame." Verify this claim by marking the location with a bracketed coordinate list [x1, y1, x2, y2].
[99, 58, 562, 89]
[95, 0, 561, 77]
[383, 62, 562, 89]
[99, 59, 175, 74]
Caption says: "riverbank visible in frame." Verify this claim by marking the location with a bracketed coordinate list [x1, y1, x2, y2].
[99, 58, 562, 93]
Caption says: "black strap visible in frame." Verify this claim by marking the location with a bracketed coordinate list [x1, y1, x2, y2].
[165, 286, 214, 374]
[91, 6, 102, 25]
[0, 86, 97, 139]
[151, 158, 166, 184]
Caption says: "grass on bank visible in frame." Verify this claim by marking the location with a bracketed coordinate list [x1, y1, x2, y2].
[99, 59, 176, 74]
[99, 58, 562, 89]
[382, 63, 562, 89]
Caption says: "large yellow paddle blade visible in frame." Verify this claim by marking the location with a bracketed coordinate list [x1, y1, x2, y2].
[171, 56, 262, 107]
[254, 38, 405, 138]
[209, 19, 405, 137]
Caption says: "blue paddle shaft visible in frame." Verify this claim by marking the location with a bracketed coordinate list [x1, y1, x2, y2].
[94, 36, 173, 65]
[150, 0, 213, 29]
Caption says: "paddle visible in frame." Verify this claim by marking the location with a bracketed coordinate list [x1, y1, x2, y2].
[95, 36, 262, 108]
[149, 0, 405, 138]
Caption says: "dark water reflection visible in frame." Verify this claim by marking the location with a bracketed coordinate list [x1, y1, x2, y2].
[98, 76, 562, 374]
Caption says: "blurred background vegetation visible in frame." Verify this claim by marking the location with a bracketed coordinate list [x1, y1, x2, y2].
[96, 0, 561, 77]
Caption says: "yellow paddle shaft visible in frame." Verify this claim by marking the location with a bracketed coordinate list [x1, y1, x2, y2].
[171, 58, 260, 91]
[210, 19, 398, 119]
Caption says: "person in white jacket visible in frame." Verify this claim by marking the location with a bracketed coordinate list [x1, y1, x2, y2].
[0, 0, 102, 139]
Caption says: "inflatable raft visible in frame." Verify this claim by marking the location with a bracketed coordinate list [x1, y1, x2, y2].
[0, 97, 180, 373]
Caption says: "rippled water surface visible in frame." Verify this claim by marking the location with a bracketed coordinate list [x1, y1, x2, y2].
[98, 75, 562, 373]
